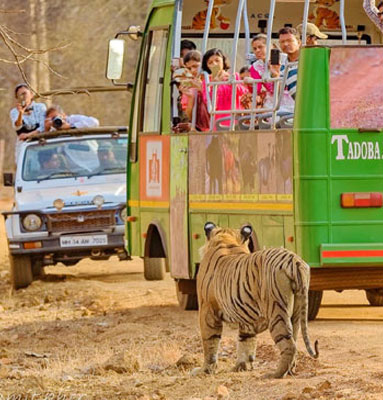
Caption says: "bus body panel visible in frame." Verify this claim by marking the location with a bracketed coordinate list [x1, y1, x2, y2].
[295, 46, 383, 269]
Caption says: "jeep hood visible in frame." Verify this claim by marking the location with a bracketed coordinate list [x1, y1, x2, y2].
[15, 181, 126, 211]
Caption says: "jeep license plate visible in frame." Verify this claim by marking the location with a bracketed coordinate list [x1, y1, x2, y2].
[60, 235, 108, 247]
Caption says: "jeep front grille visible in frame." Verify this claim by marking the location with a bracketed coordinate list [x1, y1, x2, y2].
[46, 210, 116, 233]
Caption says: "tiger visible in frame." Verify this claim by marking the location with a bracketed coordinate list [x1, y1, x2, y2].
[192, 0, 232, 31]
[192, 222, 319, 379]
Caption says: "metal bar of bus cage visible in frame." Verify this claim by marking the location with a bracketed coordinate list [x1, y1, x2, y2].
[243, 0, 251, 65]
[264, 0, 277, 129]
[172, 0, 183, 122]
[264, 0, 277, 77]
[301, 0, 311, 46]
[339, 0, 347, 44]
[229, 0, 246, 131]
[200, 0, 216, 118]
[191, 0, 215, 129]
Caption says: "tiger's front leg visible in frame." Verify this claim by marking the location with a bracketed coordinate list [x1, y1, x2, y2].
[192, 303, 223, 375]
[234, 325, 257, 372]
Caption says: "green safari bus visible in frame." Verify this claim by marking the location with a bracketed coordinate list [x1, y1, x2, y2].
[106, 0, 383, 319]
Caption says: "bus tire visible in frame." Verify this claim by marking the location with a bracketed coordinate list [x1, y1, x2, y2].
[365, 289, 383, 306]
[176, 281, 198, 310]
[10, 254, 33, 290]
[308, 290, 323, 321]
[143, 257, 166, 281]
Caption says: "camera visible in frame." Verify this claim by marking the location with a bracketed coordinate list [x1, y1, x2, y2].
[52, 116, 64, 129]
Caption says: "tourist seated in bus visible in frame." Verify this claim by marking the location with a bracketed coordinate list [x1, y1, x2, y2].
[173, 50, 210, 132]
[44, 105, 99, 131]
[181, 39, 197, 59]
[273, 27, 301, 101]
[248, 34, 295, 113]
[172, 39, 198, 71]
[296, 22, 328, 45]
[201, 48, 249, 129]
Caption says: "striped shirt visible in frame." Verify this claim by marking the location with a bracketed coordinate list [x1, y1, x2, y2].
[280, 60, 299, 100]
[363, 0, 383, 32]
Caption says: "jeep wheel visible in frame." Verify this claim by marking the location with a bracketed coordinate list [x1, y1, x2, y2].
[176, 281, 198, 310]
[31, 260, 45, 279]
[365, 289, 383, 306]
[143, 257, 166, 281]
[308, 290, 323, 321]
[10, 254, 33, 289]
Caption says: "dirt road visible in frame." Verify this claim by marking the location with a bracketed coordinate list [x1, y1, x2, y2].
[1, 198, 383, 399]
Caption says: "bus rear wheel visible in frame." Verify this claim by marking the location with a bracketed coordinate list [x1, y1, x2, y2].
[10, 254, 33, 290]
[365, 289, 383, 306]
[308, 290, 323, 321]
[143, 257, 166, 281]
[176, 281, 198, 310]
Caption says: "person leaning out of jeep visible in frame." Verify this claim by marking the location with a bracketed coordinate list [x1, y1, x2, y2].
[44, 105, 99, 131]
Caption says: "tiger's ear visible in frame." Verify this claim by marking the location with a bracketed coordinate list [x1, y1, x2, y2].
[240, 224, 252, 243]
[204, 222, 216, 240]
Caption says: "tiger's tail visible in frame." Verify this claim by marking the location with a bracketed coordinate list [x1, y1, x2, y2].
[294, 258, 319, 359]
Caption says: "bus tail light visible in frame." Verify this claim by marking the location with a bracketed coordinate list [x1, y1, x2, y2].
[341, 192, 382, 208]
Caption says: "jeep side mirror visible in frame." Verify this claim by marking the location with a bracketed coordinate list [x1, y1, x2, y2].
[106, 39, 125, 80]
[3, 172, 14, 187]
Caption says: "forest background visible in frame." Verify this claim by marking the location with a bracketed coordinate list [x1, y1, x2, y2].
[0, 0, 151, 170]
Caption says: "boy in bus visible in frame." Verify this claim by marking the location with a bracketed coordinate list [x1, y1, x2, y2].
[173, 50, 210, 132]
[201, 48, 249, 129]
[296, 22, 328, 45]
[180, 39, 197, 59]
[271, 27, 301, 100]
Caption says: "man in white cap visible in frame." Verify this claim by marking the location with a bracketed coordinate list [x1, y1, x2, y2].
[296, 22, 328, 45]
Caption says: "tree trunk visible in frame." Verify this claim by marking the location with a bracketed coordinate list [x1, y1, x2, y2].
[37, 0, 51, 102]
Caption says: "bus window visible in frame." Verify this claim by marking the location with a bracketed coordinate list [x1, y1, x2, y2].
[142, 29, 168, 133]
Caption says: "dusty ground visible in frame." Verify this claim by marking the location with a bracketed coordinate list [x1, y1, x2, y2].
[1, 197, 383, 399]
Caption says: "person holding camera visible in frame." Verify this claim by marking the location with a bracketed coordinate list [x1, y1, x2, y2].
[9, 83, 47, 140]
[44, 105, 99, 131]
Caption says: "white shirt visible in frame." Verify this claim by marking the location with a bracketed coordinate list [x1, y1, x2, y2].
[66, 114, 99, 128]
[10, 101, 47, 134]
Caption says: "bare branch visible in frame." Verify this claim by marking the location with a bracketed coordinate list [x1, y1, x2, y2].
[0, 9, 25, 14]
[1, 23, 29, 36]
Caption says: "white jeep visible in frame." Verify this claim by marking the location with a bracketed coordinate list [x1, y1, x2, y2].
[2, 127, 128, 289]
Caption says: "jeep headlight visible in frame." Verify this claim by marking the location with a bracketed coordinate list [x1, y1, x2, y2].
[93, 195, 105, 208]
[22, 214, 43, 232]
[120, 207, 127, 222]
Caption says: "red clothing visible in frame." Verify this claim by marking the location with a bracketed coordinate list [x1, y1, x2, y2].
[202, 72, 248, 128]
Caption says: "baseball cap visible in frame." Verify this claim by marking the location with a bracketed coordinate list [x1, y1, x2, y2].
[296, 23, 328, 39]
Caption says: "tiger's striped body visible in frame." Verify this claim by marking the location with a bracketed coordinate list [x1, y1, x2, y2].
[195, 225, 318, 378]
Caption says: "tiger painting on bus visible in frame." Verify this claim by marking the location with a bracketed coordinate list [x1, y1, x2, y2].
[192, 0, 232, 30]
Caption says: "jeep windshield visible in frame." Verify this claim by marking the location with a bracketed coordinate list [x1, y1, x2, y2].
[22, 136, 127, 182]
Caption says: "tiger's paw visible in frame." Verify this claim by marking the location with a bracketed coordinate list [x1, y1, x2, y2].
[233, 361, 247, 372]
[262, 370, 287, 379]
[191, 365, 216, 376]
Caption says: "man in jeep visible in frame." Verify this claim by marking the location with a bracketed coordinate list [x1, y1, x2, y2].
[44, 105, 99, 131]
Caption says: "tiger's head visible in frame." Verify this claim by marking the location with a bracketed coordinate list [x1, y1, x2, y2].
[199, 222, 252, 259]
